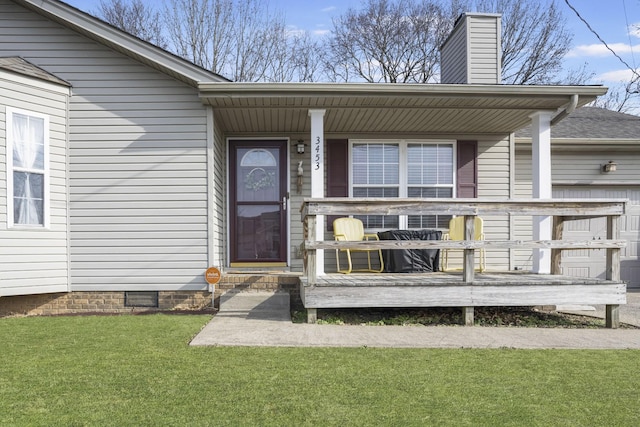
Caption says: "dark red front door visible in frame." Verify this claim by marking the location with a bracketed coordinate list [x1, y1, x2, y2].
[229, 140, 287, 264]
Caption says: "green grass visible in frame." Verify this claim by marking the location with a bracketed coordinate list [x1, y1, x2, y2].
[1, 314, 639, 426]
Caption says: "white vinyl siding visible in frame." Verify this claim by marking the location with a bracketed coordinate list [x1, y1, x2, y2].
[0, 1, 211, 291]
[0, 70, 70, 296]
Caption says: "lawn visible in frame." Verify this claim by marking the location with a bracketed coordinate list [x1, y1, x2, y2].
[1, 314, 639, 426]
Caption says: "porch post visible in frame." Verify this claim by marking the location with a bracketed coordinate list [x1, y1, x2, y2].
[531, 111, 553, 274]
[309, 109, 326, 275]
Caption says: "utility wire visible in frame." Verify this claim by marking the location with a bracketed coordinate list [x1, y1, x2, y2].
[622, 0, 636, 69]
[564, 0, 640, 79]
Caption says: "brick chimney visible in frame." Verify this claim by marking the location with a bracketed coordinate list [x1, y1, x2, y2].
[440, 13, 502, 84]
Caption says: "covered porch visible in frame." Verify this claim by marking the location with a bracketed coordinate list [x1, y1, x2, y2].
[300, 198, 627, 327]
[200, 83, 608, 272]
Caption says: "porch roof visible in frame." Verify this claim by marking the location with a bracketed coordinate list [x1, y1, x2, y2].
[198, 82, 607, 135]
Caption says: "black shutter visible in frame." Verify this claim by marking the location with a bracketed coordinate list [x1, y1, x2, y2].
[457, 140, 478, 198]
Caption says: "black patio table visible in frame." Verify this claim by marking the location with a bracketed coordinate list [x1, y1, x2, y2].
[377, 229, 442, 273]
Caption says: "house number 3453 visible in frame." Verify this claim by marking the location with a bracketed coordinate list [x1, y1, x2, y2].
[314, 136, 321, 170]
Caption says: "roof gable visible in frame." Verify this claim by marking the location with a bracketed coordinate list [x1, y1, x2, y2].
[11, 0, 228, 87]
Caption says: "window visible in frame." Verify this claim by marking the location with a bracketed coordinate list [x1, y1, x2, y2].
[351, 140, 455, 229]
[6, 107, 49, 227]
[407, 143, 454, 229]
[352, 143, 399, 228]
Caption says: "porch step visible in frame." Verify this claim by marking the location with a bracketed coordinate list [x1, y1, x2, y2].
[219, 291, 291, 321]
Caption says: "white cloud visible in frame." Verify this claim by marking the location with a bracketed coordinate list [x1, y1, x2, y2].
[567, 42, 640, 57]
[286, 25, 306, 37]
[597, 68, 640, 82]
[321, 6, 337, 12]
[628, 22, 640, 38]
[312, 29, 331, 36]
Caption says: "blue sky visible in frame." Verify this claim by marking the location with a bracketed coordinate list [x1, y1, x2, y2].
[64, 0, 640, 88]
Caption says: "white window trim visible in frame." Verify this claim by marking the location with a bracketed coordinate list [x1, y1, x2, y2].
[349, 139, 457, 229]
[6, 106, 50, 229]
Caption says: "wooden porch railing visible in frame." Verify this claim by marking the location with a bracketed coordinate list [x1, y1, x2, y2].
[300, 198, 628, 327]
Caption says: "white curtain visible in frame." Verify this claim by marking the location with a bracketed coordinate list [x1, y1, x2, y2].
[12, 113, 44, 225]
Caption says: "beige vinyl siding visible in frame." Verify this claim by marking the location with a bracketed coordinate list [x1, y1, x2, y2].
[514, 146, 640, 207]
[513, 146, 535, 269]
[440, 18, 468, 84]
[514, 145, 640, 271]
[0, 1, 211, 291]
[475, 136, 510, 270]
[441, 136, 512, 272]
[553, 150, 640, 182]
[211, 114, 226, 267]
[290, 140, 310, 270]
[440, 14, 501, 84]
[467, 16, 501, 84]
[0, 70, 70, 296]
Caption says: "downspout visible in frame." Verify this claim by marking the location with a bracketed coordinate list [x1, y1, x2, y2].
[551, 94, 578, 126]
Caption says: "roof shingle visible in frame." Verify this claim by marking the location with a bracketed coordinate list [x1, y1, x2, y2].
[0, 57, 70, 86]
[516, 107, 640, 139]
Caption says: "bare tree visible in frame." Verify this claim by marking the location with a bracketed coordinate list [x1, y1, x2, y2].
[94, 0, 584, 87]
[229, 0, 283, 81]
[324, 0, 579, 85]
[593, 80, 640, 113]
[323, 0, 452, 83]
[95, 0, 167, 49]
[474, 0, 573, 84]
[163, 0, 231, 73]
[289, 33, 325, 82]
[163, 0, 299, 82]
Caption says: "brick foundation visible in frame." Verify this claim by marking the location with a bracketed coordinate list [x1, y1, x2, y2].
[0, 291, 213, 317]
[0, 274, 302, 317]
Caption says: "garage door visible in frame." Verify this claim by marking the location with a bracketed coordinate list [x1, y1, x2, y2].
[553, 186, 640, 289]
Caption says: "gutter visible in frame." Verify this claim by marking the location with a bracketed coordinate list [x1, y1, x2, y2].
[198, 82, 607, 99]
[550, 94, 579, 126]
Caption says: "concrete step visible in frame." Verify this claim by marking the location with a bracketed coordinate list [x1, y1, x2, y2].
[218, 291, 291, 321]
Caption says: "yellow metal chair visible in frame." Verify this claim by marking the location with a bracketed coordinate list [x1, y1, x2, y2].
[442, 216, 486, 272]
[333, 217, 384, 274]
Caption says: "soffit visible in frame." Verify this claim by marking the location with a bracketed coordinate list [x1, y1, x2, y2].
[199, 83, 607, 135]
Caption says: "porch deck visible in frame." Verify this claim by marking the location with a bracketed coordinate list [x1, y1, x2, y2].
[300, 272, 626, 322]
[300, 198, 628, 327]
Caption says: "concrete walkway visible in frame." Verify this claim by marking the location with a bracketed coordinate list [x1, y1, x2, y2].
[190, 290, 640, 349]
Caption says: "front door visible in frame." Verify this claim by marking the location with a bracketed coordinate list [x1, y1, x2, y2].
[229, 140, 288, 265]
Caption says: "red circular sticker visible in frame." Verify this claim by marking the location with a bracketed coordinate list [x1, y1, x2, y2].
[205, 267, 222, 285]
